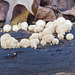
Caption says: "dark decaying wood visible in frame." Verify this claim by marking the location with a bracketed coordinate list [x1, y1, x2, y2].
[0, 24, 75, 75]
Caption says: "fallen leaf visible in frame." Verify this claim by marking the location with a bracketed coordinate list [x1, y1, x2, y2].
[10, 10, 29, 25]
[35, 6, 56, 21]
[5, 0, 34, 24]
[61, 6, 75, 16]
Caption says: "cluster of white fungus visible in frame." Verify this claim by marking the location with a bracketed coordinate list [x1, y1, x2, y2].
[1, 17, 74, 49]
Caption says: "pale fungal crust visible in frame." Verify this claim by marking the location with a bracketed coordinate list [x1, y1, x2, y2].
[35, 20, 46, 27]
[52, 38, 59, 45]
[3, 24, 11, 32]
[1, 33, 19, 49]
[28, 25, 36, 31]
[66, 33, 74, 40]
[29, 39, 39, 49]
[40, 40, 46, 46]
[12, 25, 19, 32]
[42, 34, 54, 43]
[57, 34, 64, 40]
[29, 33, 39, 40]
[19, 39, 30, 48]
[34, 26, 44, 33]
[18, 22, 28, 30]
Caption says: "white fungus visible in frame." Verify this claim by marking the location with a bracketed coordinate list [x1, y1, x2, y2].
[28, 25, 36, 31]
[19, 22, 28, 30]
[29, 33, 39, 40]
[12, 25, 19, 32]
[36, 20, 46, 27]
[42, 28, 53, 36]
[66, 33, 74, 40]
[1, 34, 19, 49]
[42, 34, 54, 43]
[19, 39, 30, 48]
[40, 40, 46, 46]
[29, 39, 39, 49]
[3, 24, 11, 32]
[52, 38, 59, 45]
[57, 34, 64, 40]
[38, 32, 42, 40]
[34, 26, 44, 33]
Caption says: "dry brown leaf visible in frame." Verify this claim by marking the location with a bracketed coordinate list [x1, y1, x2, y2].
[35, 6, 56, 21]
[10, 10, 29, 25]
[5, 0, 34, 24]
[61, 6, 75, 16]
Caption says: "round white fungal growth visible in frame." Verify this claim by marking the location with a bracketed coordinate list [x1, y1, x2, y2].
[57, 34, 64, 40]
[56, 24, 65, 35]
[66, 33, 74, 40]
[19, 39, 30, 48]
[6, 37, 19, 49]
[42, 28, 53, 36]
[40, 40, 46, 46]
[19, 22, 28, 30]
[52, 38, 59, 45]
[1, 33, 11, 41]
[57, 17, 65, 23]
[1, 33, 19, 49]
[42, 34, 54, 43]
[29, 39, 39, 49]
[12, 25, 19, 32]
[45, 21, 53, 28]
[34, 26, 44, 33]
[36, 20, 46, 27]
[28, 25, 36, 31]
[38, 32, 42, 40]
[29, 33, 39, 40]
[3, 24, 11, 32]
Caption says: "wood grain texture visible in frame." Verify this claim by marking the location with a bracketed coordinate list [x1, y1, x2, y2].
[0, 25, 75, 75]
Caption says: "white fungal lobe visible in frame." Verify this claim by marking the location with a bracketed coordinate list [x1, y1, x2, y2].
[19, 39, 30, 48]
[28, 25, 36, 31]
[29, 33, 39, 40]
[57, 34, 64, 40]
[34, 26, 44, 33]
[19, 22, 28, 30]
[40, 40, 46, 46]
[3, 24, 11, 32]
[12, 25, 19, 32]
[42, 34, 54, 43]
[66, 33, 74, 40]
[52, 38, 59, 45]
[36, 20, 46, 27]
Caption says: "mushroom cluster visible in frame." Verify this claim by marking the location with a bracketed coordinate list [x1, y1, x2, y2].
[1, 17, 74, 49]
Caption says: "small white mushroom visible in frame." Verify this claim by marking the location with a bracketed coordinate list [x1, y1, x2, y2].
[52, 38, 59, 45]
[29, 33, 39, 40]
[19, 39, 30, 48]
[42, 34, 54, 43]
[12, 25, 19, 32]
[34, 26, 44, 33]
[19, 22, 28, 30]
[29, 39, 39, 49]
[66, 33, 74, 40]
[1, 34, 19, 49]
[42, 28, 53, 36]
[3, 24, 11, 32]
[28, 25, 36, 31]
[36, 20, 46, 27]
[57, 34, 64, 40]
[40, 40, 46, 46]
